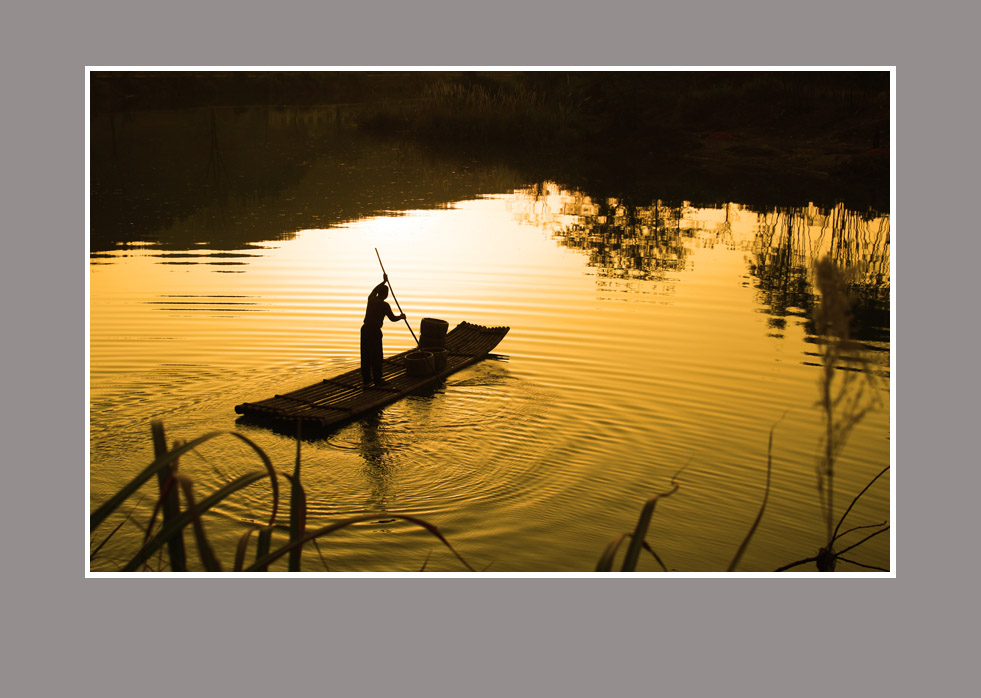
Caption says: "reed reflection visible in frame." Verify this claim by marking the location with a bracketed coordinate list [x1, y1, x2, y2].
[750, 204, 890, 349]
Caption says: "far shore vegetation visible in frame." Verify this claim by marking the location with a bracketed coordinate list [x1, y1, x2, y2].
[91, 70, 890, 210]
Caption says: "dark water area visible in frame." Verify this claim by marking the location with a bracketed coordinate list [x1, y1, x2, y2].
[89, 97, 890, 573]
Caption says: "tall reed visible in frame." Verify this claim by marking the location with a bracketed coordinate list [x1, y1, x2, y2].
[777, 257, 888, 571]
[596, 257, 889, 572]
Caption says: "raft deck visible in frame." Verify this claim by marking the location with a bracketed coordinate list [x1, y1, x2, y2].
[234, 321, 509, 434]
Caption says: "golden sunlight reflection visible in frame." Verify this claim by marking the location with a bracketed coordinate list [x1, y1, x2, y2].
[90, 183, 889, 573]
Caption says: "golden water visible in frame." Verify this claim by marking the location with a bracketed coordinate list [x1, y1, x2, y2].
[90, 184, 890, 572]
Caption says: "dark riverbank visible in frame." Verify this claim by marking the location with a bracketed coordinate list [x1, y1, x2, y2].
[355, 71, 889, 210]
[91, 71, 890, 215]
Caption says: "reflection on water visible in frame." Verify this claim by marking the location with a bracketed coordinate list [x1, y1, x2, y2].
[750, 205, 890, 348]
[514, 184, 889, 358]
[90, 105, 527, 251]
[357, 416, 398, 516]
[89, 111, 890, 573]
[517, 185, 690, 282]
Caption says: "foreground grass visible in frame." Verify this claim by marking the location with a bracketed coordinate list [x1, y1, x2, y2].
[90, 422, 473, 572]
[90, 417, 887, 573]
[597, 257, 889, 572]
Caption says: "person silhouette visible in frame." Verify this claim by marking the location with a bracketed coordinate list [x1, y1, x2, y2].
[361, 274, 405, 387]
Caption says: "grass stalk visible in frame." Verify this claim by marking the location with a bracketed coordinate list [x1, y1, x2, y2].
[643, 542, 669, 572]
[727, 418, 780, 571]
[595, 533, 630, 572]
[90, 495, 145, 562]
[151, 422, 187, 571]
[245, 513, 475, 572]
[620, 494, 673, 571]
[234, 527, 259, 572]
[91, 430, 279, 532]
[285, 473, 307, 572]
[310, 538, 331, 571]
[596, 463, 686, 572]
[176, 475, 223, 572]
[832, 466, 889, 542]
[287, 419, 306, 572]
[833, 525, 889, 557]
[774, 556, 819, 572]
[834, 521, 887, 542]
[254, 526, 273, 572]
[836, 557, 889, 571]
[120, 470, 271, 571]
[596, 535, 670, 572]
[809, 257, 886, 570]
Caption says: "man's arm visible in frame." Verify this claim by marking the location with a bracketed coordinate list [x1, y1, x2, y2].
[385, 303, 405, 322]
[369, 281, 387, 299]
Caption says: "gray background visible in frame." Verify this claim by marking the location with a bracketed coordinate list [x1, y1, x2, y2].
[4, 0, 974, 695]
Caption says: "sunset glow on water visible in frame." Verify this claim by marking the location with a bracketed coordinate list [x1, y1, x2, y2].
[90, 179, 889, 572]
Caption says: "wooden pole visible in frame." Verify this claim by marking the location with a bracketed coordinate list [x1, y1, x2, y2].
[375, 248, 421, 347]
[374, 248, 443, 384]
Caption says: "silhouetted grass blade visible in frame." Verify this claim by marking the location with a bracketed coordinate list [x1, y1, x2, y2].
[234, 527, 259, 572]
[285, 472, 307, 572]
[643, 542, 669, 572]
[287, 420, 306, 572]
[120, 470, 269, 571]
[91, 430, 279, 531]
[727, 419, 779, 572]
[151, 422, 187, 571]
[254, 527, 273, 572]
[596, 533, 629, 572]
[833, 525, 889, 557]
[621, 484, 680, 571]
[90, 495, 145, 562]
[621, 501, 658, 571]
[245, 514, 475, 572]
[832, 466, 889, 542]
[177, 475, 222, 572]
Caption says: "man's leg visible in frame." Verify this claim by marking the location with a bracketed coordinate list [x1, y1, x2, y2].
[370, 333, 384, 382]
[360, 328, 372, 384]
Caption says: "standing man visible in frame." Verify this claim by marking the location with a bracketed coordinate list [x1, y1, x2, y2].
[361, 274, 405, 387]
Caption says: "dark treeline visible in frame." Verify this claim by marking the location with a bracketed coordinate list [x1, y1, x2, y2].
[358, 71, 889, 210]
[373, 71, 888, 144]
[90, 71, 449, 112]
[90, 71, 890, 232]
[92, 71, 888, 135]
[391, 71, 889, 210]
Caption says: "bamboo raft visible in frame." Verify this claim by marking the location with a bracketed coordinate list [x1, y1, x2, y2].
[234, 321, 510, 434]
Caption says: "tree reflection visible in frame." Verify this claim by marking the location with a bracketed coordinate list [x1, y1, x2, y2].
[516, 183, 889, 352]
[90, 105, 527, 252]
[522, 184, 691, 283]
[749, 205, 890, 348]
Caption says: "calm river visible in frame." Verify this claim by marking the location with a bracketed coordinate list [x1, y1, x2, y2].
[89, 106, 890, 573]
